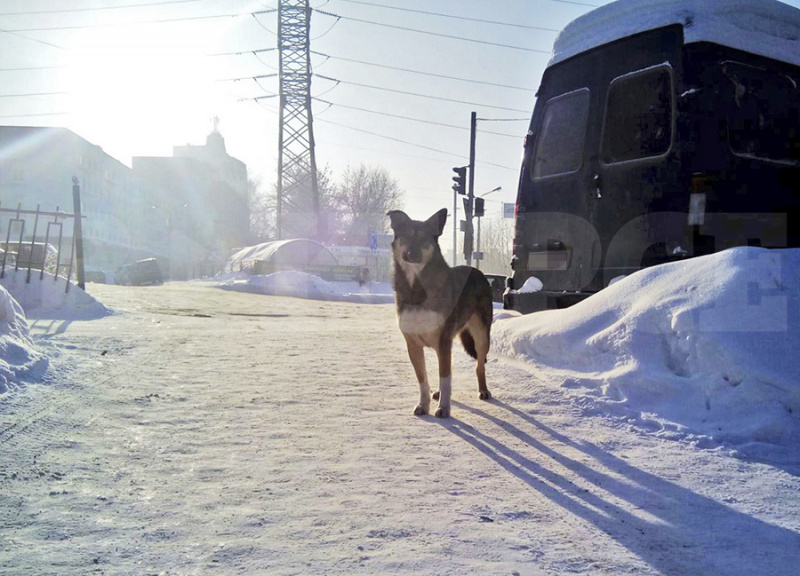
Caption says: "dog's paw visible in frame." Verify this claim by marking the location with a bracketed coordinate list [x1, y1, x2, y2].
[413, 404, 429, 416]
[434, 405, 451, 418]
[479, 390, 492, 401]
[432, 390, 440, 401]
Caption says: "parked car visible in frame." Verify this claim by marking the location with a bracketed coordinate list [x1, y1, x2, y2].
[506, 0, 800, 313]
[84, 269, 108, 284]
[1, 242, 58, 274]
[116, 258, 164, 286]
[483, 273, 507, 303]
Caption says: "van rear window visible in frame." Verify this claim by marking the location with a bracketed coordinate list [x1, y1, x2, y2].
[601, 66, 673, 164]
[723, 62, 800, 164]
[532, 88, 590, 179]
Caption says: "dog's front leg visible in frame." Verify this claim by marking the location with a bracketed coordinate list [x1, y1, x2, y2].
[405, 339, 430, 415]
[434, 340, 452, 418]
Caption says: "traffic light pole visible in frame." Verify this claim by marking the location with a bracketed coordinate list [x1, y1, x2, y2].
[453, 184, 457, 266]
[451, 164, 467, 266]
[465, 111, 477, 266]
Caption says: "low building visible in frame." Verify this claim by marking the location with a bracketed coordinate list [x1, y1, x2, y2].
[0, 126, 167, 275]
[0, 125, 250, 280]
[134, 126, 250, 277]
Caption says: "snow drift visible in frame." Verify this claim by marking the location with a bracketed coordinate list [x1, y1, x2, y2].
[0, 270, 109, 393]
[0, 284, 48, 393]
[493, 247, 800, 460]
[0, 269, 110, 320]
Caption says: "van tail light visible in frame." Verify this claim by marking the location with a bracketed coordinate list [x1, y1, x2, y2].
[691, 172, 712, 193]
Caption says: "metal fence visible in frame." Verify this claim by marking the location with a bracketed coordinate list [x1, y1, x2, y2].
[0, 202, 84, 293]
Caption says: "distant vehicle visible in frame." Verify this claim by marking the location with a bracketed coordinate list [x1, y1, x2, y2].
[84, 269, 108, 284]
[116, 258, 163, 286]
[0, 248, 14, 268]
[1, 242, 58, 274]
[483, 274, 507, 303]
[506, 0, 800, 313]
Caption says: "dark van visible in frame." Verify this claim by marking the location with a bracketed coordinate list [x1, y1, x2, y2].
[505, 0, 800, 313]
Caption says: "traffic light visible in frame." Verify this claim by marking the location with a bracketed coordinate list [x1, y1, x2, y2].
[474, 197, 485, 218]
[452, 166, 467, 195]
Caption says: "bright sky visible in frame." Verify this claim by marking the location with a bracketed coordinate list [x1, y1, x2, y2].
[3, 0, 800, 234]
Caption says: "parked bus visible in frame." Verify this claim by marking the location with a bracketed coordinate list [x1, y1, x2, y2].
[505, 0, 800, 313]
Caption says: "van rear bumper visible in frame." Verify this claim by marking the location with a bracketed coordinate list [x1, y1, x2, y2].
[503, 289, 593, 314]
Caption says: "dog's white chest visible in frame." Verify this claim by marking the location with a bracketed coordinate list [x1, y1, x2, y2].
[399, 308, 445, 337]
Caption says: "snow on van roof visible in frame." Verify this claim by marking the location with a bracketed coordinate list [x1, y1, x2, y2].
[550, 0, 800, 68]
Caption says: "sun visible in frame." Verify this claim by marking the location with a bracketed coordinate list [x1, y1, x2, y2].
[63, 21, 222, 161]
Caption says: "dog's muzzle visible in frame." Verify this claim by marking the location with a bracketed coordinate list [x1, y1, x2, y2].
[402, 250, 422, 264]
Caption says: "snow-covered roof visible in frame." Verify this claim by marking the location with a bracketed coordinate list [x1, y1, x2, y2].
[550, 0, 800, 67]
[226, 238, 338, 269]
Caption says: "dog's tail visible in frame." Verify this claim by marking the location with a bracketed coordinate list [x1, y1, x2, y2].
[460, 330, 478, 359]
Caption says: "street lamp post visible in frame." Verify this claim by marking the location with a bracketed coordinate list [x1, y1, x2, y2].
[476, 186, 501, 270]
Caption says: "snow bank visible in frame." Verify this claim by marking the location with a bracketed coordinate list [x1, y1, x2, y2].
[217, 270, 394, 304]
[551, 0, 800, 67]
[0, 285, 48, 393]
[493, 247, 800, 461]
[0, 269, 110, 320]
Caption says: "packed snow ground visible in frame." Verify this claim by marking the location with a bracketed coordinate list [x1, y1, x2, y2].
[3, 248, 798, 465]
[1, 248, 799, 574]
[212, 247, 800, 469]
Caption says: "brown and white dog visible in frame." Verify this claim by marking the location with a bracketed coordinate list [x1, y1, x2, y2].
[387, 208, 493, 417]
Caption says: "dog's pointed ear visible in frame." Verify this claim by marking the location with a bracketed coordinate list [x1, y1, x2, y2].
[425, 208, 448, 237]
[387, 210, 411, 233]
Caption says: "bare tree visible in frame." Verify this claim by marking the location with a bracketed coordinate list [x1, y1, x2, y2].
[251, 166, 337, 243]
[248, 177, 275, 243]
[331, 164, 403, 244]
[477, 214, 514, 274]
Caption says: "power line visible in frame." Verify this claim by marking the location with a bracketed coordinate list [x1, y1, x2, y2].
[1, 10, 271, 33]
[315, 98, 465, 130]
[207, 47, 277, 57]
[0, 64, 62, 72]
[0, 27, 64, 50]
[0, 90, 68, 98]
[0, 111, 69, 118]
[548, 0, 602, 7]
[316, 140, 464, 168]
[316, 117, 519, 170]
[478, 117, 530, 122]
[0, 0, 202, 17]
[334, 0, 561, 33]
[311, 14, 341, 39]
[314, 98, 525, 139]
[316, 117, 464, 159]
[251, 10, 278, 35]
[224, 73, 279, 82]
[312, 8, 551, 54]
[314, 73, 530, 113]
[240, 93, 278, 102]
[311, 50, 534, 91]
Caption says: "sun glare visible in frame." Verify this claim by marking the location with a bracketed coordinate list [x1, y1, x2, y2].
[64, 22, 223, 161]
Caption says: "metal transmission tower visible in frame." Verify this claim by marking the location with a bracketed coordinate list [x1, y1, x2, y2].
[277, 0, 321, 240]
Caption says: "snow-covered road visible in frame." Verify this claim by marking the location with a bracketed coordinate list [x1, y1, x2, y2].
[2, 282, 799, 575]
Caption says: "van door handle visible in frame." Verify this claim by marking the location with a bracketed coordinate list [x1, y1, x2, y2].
[592, 174, 602, 199]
